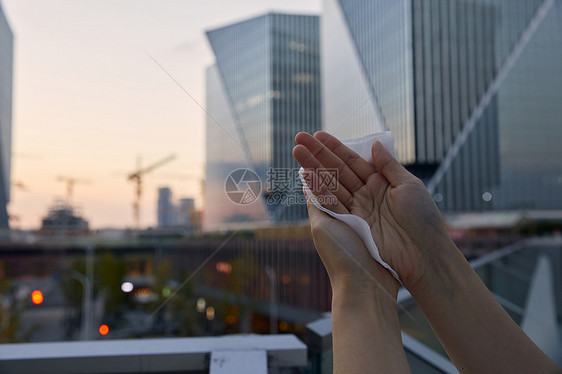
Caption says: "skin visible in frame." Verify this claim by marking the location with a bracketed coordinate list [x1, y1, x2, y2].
[305, 198, 411, 373]
[293, 131, 561, 374]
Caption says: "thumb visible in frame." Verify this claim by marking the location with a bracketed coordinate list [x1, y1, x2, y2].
[372, 141, 414, 187]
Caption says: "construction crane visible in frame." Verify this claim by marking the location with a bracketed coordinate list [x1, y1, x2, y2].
[57, 176, 91, 203]
[127, 154, 176, 229]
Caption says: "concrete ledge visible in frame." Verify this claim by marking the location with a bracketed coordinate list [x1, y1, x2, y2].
[0, 334, 307, 373]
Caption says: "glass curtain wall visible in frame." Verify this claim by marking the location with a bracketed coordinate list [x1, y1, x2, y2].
[205, 13, 321, 229]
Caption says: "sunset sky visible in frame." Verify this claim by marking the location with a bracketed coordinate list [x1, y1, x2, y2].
[2, 0, 321, 229]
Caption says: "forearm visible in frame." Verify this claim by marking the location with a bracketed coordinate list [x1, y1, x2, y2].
[411, 241, 559, 373]
[331, 283, 411, 374]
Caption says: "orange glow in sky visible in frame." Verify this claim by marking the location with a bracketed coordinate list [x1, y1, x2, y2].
[2, 0, 320, 230]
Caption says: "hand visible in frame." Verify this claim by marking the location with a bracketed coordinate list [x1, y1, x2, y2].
[295, 132, 562, 374]
[305, 196, 399, 300]
[297, 133, 411, 374]
[293, 131, 454, 290]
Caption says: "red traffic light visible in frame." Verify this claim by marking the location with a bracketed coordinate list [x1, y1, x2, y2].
[31, 290, 43, 305]
[99, 324, 109, 336]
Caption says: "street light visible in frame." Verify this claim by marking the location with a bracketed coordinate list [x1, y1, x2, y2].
[69, 246, 94, 341]
[70, 270, 92, 340]
[121, 281, 134, 293]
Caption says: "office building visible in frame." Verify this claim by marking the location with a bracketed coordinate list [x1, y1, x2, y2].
[176, 198, 195, 227]
[204, 13, 321, 231]
[0, 1, 13, 229]
[323, 0, 562, 211]
[157, 188, 199, 232]
[157, 187, 175, 227]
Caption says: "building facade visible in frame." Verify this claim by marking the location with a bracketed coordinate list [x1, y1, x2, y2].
[157, 187, 175, 228]
[176, 198, 195, 227]
[157, 188, 198, 232]
[0, 1, 13, 229]
[204, 13, 321, 231]
[323, 0, 562, 211]
[38, 201, 89, 237]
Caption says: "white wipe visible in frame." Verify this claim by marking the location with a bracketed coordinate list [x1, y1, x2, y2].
[299, 131, 400, 281]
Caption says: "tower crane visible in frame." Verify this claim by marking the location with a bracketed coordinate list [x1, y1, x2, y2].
[57, 176, 91, 203]
[127, 154, 176, 229]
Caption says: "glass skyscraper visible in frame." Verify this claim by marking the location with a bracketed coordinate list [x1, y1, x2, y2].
[0, 1, 12, 229]
[204, 13, 321, 231]
[323, 0, 562, 211]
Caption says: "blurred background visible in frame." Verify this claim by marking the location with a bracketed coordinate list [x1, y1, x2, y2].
[0, 0, 561, 373]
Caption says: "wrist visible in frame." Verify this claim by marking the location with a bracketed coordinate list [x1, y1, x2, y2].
[408, 239, 472, 301]
[332, 280, 398, 318]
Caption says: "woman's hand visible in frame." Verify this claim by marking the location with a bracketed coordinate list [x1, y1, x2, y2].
[295, 131, 561, 374]
[297, 134, 411, 374]
[293, 131, 454, 290]
[305, 196, 399, 301]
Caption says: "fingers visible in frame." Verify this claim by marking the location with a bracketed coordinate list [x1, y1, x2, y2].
[294, 144, 351, 214]
[295, 132, 366, 194]
[302, 169, 349, 214]
[371, 141, 414, 187]
[313, 131, 376, 182]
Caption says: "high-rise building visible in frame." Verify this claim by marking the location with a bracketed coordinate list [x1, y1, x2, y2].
[157, 187, 199, 232]
[204, 13, 321, 231]
[176, 198, 195, 227]
[323, 0, 562, 211]
[0, 1, 13, 229]
[157, 187, 175, 228]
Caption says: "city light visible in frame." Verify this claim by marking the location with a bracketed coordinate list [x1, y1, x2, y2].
[121, 281, 134, 293]
[98, 324, 109, 336]
[216, 261, 232, 274]
[279, 321, 289, 331]
[206, 306, 215, 320]
[31, 290, 43, 305]
[196, 298, 206, 313]
[136, 288, 151, 297]
[162, 286, 171, 297]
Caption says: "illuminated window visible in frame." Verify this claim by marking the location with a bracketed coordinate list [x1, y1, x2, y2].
[292, 73, 313, 84]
